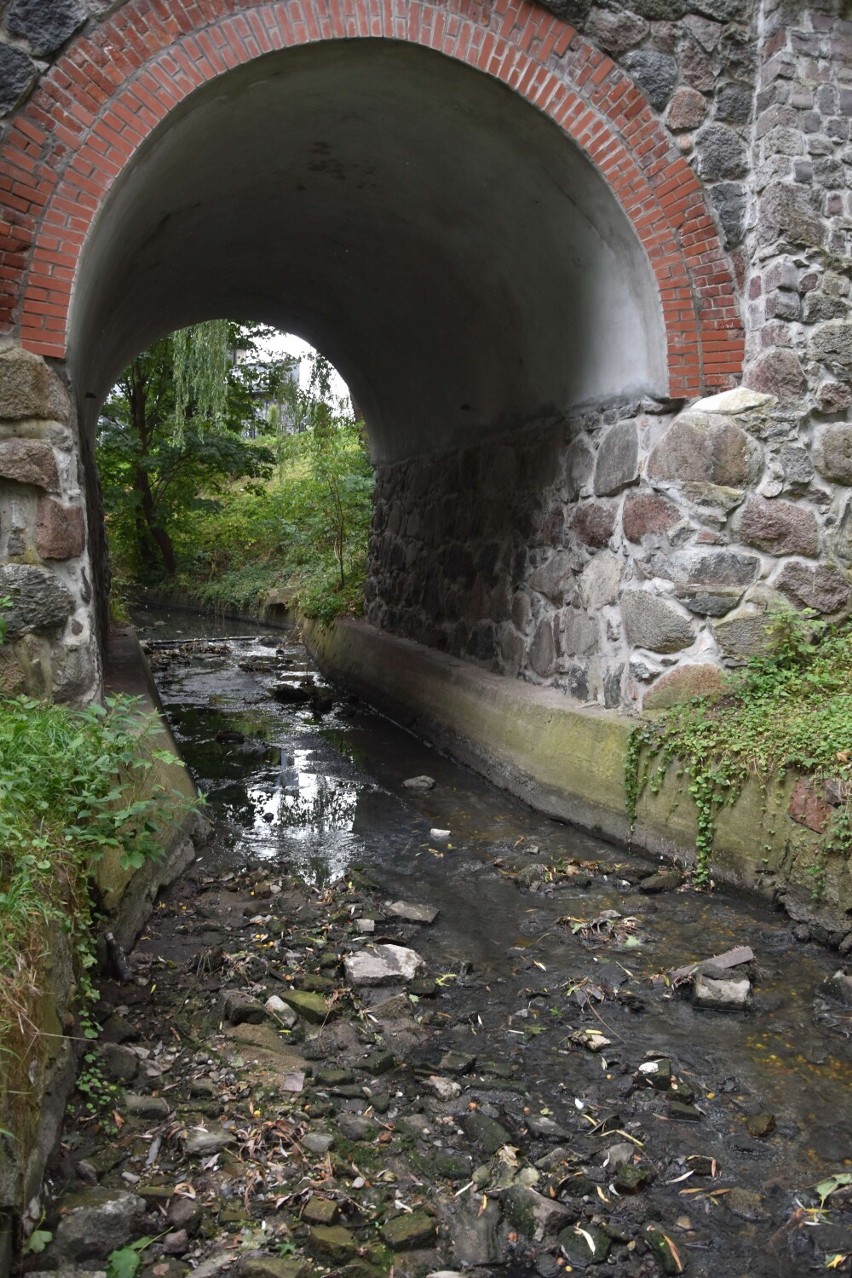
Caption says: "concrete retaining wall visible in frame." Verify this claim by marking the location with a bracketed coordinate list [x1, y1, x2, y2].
[306, 615, 852, 941]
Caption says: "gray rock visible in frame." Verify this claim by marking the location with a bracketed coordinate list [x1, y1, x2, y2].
[621, 50, 677, 111]
[167, 1196, 203, 1235]
[776, 560, 850, 614]
[696, 123, 748, 179]
[464, 1111, 512, 1155]
[124, 1093, 170, 1120]
[713, 607, 775, 661]
[222, 990, 266, 1025]
[529, 616, 556, 677]
[402, 775, 435, 791]
[0, 564, 75, 638]
[52, 1189, 146, 1261]
[621, 591, 694, 654]
[593, 420, 639, 496]
[0, 44, 36, 114]
[586, 5, 648, 54]
[677, 587, 745, 617]
[693, 975, 751, 1009]
[579, 551, 620, 610]
[264, 995, 298, 1027]
[449, 1196, 503, 1267]
[0, 346, 70, 421]
[503, 1186, 571, 1241]
[182, 1123, 236, 1157]
[387, 900, 439, 924]
[344, 943, 425, 986]
[678, 549, 761, 589]
[529, 551, 575, 602]
[778, 444, 814, 491]
[716, 82, 752, 124]
[560, 608, 598, 656]
[7, 0, 86, 55]
[647, 412, 762, 488]
[758, 183, 826, 250]
[710, 181, 747, 248]
[336, 1114, 378, 1143]
[810, 324, 852, 380]
[99, 1043, 138, 1085]
[301, 1131, 334, 1155]
[738, 496, 819, 557]
[819, 970, 852, 1006]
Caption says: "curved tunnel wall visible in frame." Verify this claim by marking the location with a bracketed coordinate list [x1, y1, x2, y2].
[69, 39, 667, 465]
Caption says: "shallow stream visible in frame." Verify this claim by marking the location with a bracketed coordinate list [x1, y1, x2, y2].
[123, 605, 851, 1276]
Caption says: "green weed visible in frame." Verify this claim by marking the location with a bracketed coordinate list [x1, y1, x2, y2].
[625, 607, 852, 888]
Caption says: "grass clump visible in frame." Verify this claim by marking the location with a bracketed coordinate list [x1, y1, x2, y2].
[625, 608, 852, 888]
[0, 695, 193, 1084]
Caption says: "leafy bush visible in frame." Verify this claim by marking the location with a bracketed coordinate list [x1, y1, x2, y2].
[0, 695, 193, 1066]
[625, 608, 852, 888]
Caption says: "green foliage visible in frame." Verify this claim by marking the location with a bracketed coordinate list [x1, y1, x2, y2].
[99, 322, 279, 582]
[101, 323, 374, 624]
[187, 417, 373, 624]
[0, 694, 194, 1071]
[625, 608, 852, 888]
[107, 1236, 158, 1278]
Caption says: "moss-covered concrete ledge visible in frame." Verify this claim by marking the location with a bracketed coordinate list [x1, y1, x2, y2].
[305, 617, 851, 942]
[0, 627, 210, 1269]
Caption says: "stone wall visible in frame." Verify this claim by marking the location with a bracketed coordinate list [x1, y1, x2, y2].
[0, 345, 100, 701]
[366, 382, 851, 712]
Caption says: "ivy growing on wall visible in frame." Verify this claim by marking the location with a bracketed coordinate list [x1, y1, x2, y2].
[625, 609, 852, 890]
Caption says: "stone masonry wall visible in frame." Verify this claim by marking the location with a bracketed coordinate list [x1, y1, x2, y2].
[0, 344, 100, 701]
[366, 0, 852, 713]
[366, 381, 851, 712]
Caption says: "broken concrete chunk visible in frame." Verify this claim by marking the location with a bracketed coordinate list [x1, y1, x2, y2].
[387, 899, 440, 924]
[670, 945, 754, 985]
[693, 974, 751, 1010]
[344, 943, 425, 986]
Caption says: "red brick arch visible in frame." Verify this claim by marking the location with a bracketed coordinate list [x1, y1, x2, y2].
[0, 0, 743, 396]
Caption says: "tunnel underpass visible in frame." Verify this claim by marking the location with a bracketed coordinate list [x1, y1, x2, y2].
[71, 39, 667, 466]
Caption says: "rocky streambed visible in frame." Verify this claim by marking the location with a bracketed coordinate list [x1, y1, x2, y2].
[28, 614, 851, 1278]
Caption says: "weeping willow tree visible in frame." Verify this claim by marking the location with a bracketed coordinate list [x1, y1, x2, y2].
[98, 320, 279, 581]
[173, 318, 231, 437]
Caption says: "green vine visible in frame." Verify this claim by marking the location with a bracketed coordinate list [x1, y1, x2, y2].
[625, 608, 852, 889]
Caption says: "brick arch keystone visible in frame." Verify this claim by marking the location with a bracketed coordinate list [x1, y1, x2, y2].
[0, 0, 744, 397]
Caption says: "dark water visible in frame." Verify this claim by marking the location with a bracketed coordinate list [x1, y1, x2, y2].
[134, 605, 852, 1275]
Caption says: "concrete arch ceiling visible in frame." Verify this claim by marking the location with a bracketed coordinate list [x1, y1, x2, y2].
[71, 39, 665, 464]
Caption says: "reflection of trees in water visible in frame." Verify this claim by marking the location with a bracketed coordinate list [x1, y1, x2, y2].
[277, 774, 357, 832]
